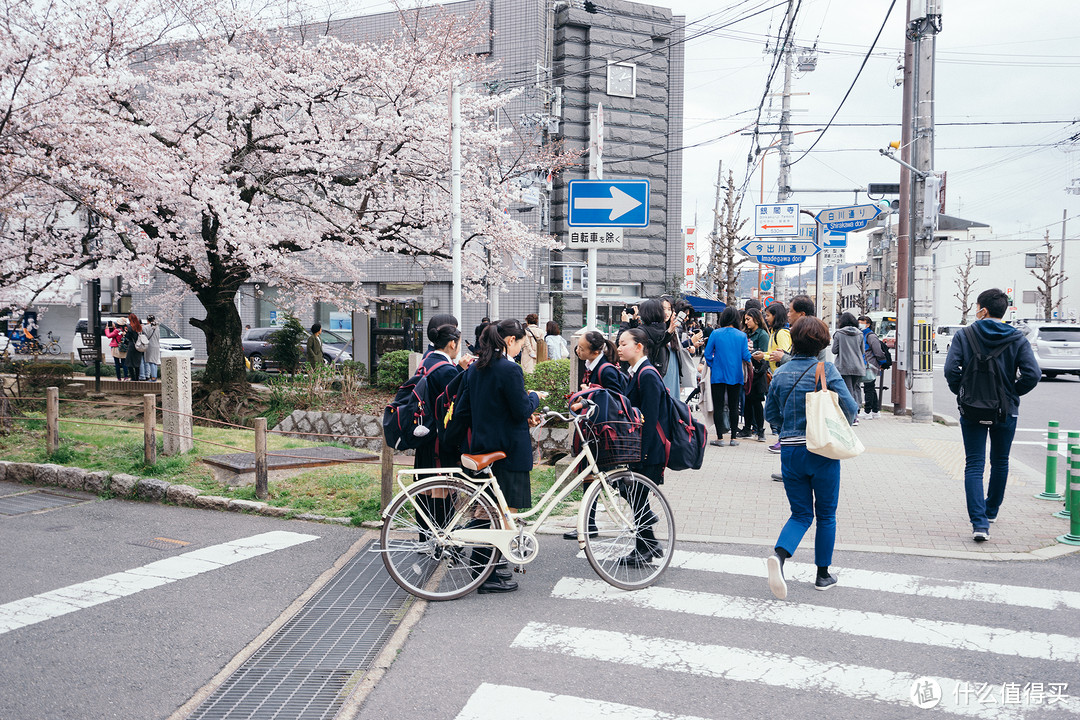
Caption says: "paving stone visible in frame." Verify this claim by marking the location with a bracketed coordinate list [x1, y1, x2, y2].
[166, 484, 201, 506]
[228, 498, 266, 513]
[55, 466, 87, 491]
[83, 471, 110, 494]
[194, 494, 230, 510]
[33, 463, 62, 487]
[110, 473, 140, 497]
[135, 477, 170, 502]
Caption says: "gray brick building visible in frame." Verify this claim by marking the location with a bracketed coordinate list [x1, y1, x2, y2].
[125, 0, 685, 366]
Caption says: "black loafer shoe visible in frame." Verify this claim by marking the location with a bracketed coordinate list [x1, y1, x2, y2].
[562, 529, 598, 540]
[476, 575, 519, 594]
[617, 551, 655, 568]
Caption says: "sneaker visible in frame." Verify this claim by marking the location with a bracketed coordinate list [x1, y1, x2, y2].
[755, 433, 767, 443]
[972, 529, 990, 542]
[872, 412, 880, 419]
[771, 473, 784, 482]
[988, 516, 997, 524]
[766, 553, 787, 600]
[709, 439, 726, 447]
[852, 418, 860, 426]
[768, 442, 781, 454]
[815, 573, 837, 591]
[729, 439, 740, 447]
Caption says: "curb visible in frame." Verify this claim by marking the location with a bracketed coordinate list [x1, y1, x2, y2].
[879, 402, 959, 427]
[0, 460, 354, 526]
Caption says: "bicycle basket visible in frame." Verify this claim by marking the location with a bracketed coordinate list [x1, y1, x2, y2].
[583, 419, 642, 470]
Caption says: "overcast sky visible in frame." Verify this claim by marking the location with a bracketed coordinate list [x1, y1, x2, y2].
[654, 0, 1080, 258]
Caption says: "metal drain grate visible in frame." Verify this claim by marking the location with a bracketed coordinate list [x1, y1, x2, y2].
[129, 537, 192, 551]
[0, 491, 87, 516]
[187, 540, 412, 720]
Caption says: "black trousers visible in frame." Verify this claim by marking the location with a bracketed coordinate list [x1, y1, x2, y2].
[710, 383, 742, 440]
[744, 394, 764, 434]
[863, 380, 880, 413]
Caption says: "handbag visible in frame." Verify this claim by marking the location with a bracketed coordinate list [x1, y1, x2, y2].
[861, 365, 877, 383]
[805, 362, 865, 460]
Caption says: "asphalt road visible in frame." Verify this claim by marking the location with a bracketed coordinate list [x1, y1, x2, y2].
[360, 536, 1080, 720]
[930, 352, 1080, 477]
[0, 496, 363, 720]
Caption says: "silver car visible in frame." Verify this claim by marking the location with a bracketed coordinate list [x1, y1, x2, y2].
[1017, 322, 1080, 378]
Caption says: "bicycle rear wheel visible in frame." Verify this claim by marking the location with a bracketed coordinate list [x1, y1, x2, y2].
[47, 343, 61, 355]
[380, 477, 501, 601]
[582, 471, 674, 590]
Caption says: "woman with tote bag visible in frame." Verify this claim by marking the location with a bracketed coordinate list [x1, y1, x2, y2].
[763, 317, 858, 599]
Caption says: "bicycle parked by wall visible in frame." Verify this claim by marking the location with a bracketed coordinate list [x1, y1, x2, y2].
[9, 330, 61, 356]
[378, 402, 675, 600]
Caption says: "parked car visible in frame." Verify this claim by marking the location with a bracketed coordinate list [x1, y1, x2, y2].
[934, 324, 967, 354]
[881, 330, 896, 349]
[1016, 322, 1080, 379]
[72, 315, 195, 364]
[242, 326, 353, 371]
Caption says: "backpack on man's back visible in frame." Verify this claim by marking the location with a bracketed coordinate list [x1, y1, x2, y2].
[958, 328, 1008, 425]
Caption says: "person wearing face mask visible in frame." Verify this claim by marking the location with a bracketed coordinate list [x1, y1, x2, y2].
[857, 315, 887, 419]
[466, 318, 548, 593]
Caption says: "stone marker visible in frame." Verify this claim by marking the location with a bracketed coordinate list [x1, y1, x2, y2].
[162, 356, 194, 455]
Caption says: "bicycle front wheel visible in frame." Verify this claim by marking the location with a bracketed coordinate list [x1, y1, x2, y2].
[48, 343, 61, 355]
[582, 471, 675, 590]
[380, 477, 501, 601]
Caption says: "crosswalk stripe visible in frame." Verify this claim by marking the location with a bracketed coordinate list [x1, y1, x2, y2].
[511, 621, 1080, 719]
[0, 530, 318, 635]
[455, 683, 709, 720]
[575, 550, 1080, 611]
[552, 577, 1080, 663]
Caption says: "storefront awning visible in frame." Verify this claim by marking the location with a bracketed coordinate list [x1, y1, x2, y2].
[684, 295, 727, 313]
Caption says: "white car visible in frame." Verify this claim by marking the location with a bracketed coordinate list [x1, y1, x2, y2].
[934, 324, 967, 354]
[1017, 322, 1080, 379]
[72, 315, 195, 364]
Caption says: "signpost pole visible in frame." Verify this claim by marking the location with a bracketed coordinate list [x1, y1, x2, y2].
[450, 80, 462, 321]
[586, 106, 603, 330]
[815, 222, 825, 317]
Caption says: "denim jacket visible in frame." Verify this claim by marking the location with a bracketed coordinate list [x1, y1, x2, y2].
[764, 356, 858, 443]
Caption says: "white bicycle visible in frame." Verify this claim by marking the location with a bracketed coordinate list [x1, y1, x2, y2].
[379, 405, 675, 600]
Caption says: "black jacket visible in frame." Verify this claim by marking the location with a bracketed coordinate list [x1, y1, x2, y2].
[467, 354, 540, 471]
[414, 352, 462, 468]
[618, 319, 674, 376]
[628, 360, 673, 470]
[944, 319, 1039, 417]
[583, 359, 627, 395]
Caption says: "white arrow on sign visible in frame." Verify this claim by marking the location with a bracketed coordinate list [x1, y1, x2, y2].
[572, 186, 643, 221]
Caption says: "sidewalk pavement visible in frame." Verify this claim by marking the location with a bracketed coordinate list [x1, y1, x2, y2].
[550, 413, 1078, 561]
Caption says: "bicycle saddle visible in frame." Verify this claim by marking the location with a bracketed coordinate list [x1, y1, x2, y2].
[459, 451, 507, 472]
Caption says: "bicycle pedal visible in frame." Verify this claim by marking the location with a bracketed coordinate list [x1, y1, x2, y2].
[514, 565, 526, 575]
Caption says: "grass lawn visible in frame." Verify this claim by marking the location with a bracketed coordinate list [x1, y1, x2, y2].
[0, 413, 574, 525]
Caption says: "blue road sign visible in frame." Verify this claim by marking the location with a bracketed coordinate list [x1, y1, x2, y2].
[823, 231, 847, 248]
[738, 239, 821, 267]
[568, 179, 650, 227]
[816, 204, 881, 233]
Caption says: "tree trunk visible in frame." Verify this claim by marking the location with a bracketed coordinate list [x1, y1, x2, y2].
[190, 285, 248, 388]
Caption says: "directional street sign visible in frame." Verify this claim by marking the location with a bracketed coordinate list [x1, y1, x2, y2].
[823, 231, 847, 249]
[754, 204, 800, 237]
[816, 204, 881, 233]
[566, 227, 624, 249]
[738, 238, 821, 267]
[568, 179, 649, 227]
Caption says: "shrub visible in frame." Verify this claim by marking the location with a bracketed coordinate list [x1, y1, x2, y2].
[20, 362, 74, 390]
[340, 360, 368, 380]
[269, 315, 306, 375]
[376, 350, 412, 390]
[525, 358, 571, 414]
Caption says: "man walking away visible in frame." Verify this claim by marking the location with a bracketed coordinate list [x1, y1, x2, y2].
[944, 288, 1039, 542]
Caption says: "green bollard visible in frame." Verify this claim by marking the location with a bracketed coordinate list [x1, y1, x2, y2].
[1058, 447, 1080, 546]
[1036, 420, 1064, 500]
[1054, 431, 1079, 520]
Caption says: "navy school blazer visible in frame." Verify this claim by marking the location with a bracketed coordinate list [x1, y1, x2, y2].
[627, 359, 673, 468]
[583, 359, 627, 395]
[467, 354, 541, 472]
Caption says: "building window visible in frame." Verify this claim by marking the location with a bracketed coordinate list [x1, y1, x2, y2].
[1025, 253, 1046, 268]
[975, 251, 990, 266]
[1022, 290, 1037, 304]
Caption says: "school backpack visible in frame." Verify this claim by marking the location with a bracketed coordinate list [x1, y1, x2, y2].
[381, 360, 451, 450]
[878, 339, 893, 369]
[958, 328, 1007, 425]
[638, 366, 708, 472]
[435, 366, 472, 452]
[567, 386, 643, 470]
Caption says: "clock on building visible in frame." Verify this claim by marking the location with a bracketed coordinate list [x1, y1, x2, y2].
[606, 62, 636, 98]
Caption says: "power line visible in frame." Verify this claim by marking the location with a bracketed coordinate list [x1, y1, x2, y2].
[788, 0, 896, 167]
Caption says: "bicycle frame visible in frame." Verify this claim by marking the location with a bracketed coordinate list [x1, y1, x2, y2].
[387, 412, 636, 562]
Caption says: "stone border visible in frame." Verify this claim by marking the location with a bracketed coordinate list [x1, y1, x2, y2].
[0, 460, 352, 525]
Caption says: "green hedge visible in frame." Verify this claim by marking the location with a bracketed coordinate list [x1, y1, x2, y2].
[525, 358, 571, 414]
[376, 350, 412, 390]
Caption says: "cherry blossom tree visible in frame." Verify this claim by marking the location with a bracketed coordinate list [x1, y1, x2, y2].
[2, 0, 569, 386]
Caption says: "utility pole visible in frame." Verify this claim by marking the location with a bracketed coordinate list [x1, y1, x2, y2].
[908, 0, 942, 423]
[586, 104, 603, 330]
[892, 3, 914, 415]
[450, 80, 463, 321]
[1060, 209, 1068, 315]
[774, 0, 795, 304]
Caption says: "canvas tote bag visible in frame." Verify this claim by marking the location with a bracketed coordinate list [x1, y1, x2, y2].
[805, 362, 865, 460]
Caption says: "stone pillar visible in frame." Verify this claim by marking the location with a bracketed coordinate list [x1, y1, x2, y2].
[162, 356, 194, 455]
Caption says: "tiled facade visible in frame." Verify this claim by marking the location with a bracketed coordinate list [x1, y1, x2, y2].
[127, 0, 685, 361]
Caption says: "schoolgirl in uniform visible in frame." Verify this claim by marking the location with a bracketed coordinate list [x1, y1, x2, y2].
[467, 318, 547, 593]
[413, 316, 472, 539]
[618, 327, 671, 567]
[565, 330, 628, 541]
